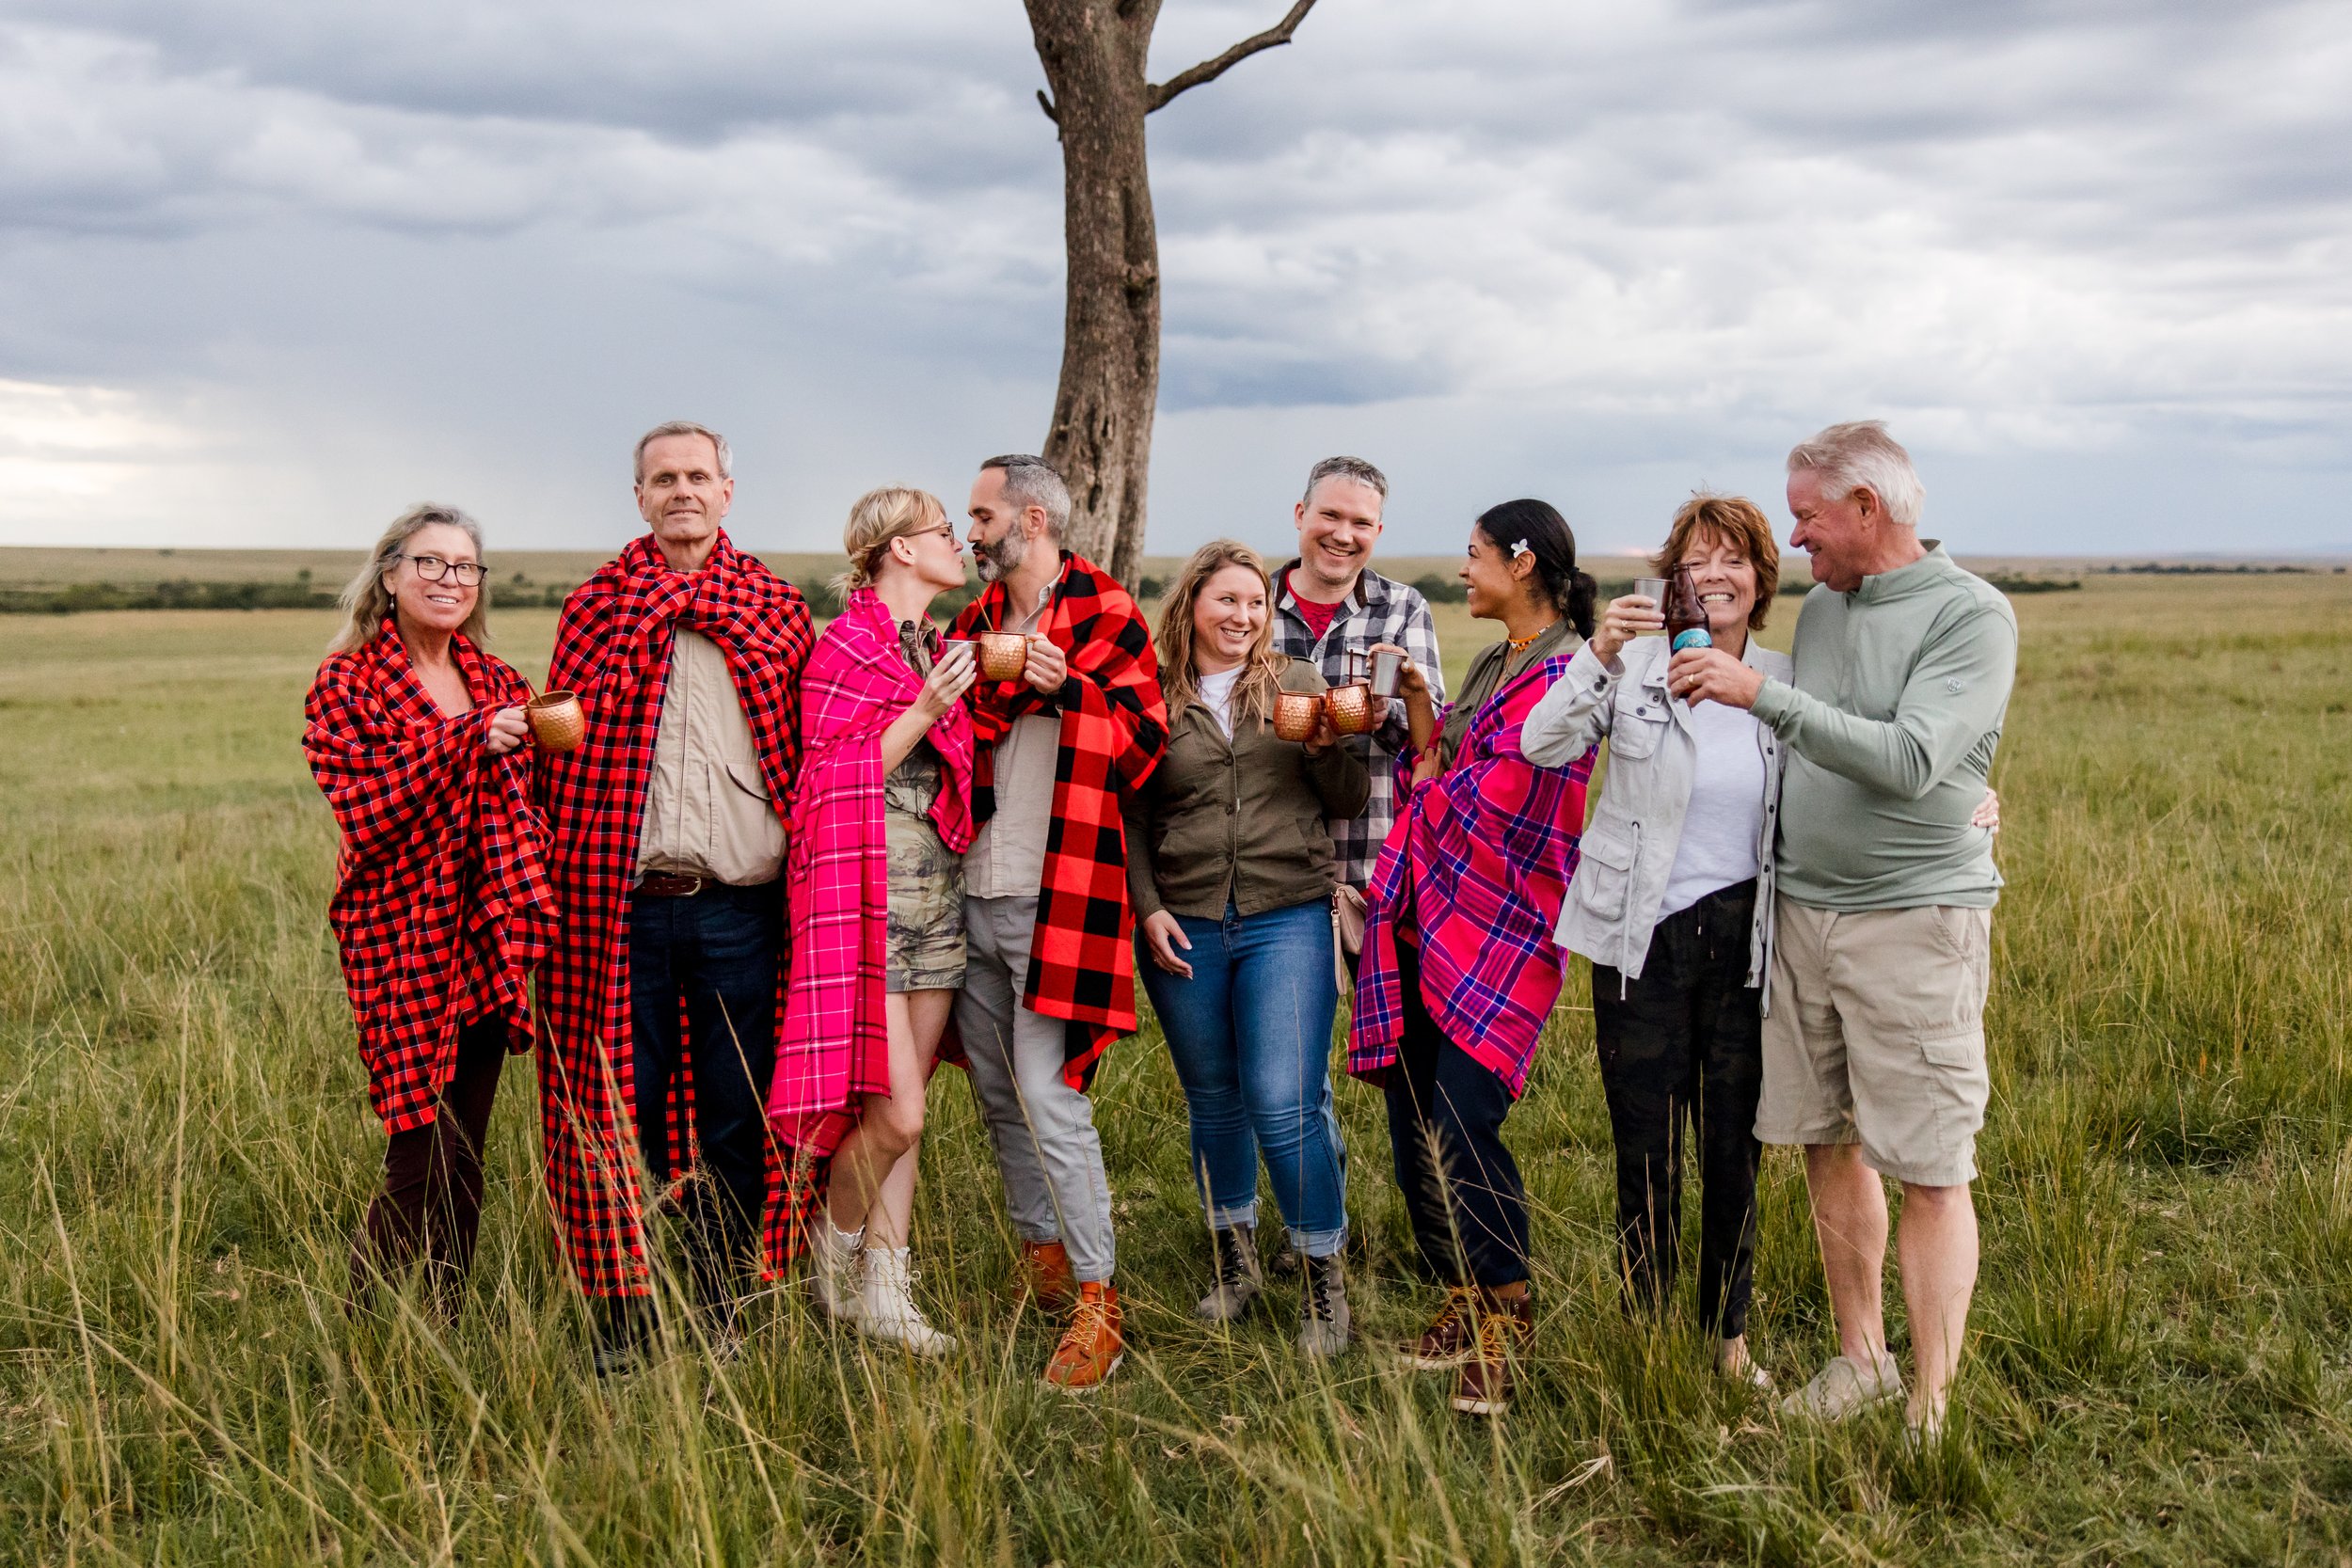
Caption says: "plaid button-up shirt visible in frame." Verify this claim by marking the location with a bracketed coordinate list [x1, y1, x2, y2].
[1270, 562, 1447, 890]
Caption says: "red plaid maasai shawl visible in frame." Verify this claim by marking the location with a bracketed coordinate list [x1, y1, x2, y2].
[1348, 650, 1591, 1101]
[533, 531, 814, 1296]
[770, 588, 976, 1159]
[949, 551, 1168, 1088]
[304, 626, 555, 1135]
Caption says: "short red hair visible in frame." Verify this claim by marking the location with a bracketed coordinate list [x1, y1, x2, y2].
[1651, 494, 1780, 632]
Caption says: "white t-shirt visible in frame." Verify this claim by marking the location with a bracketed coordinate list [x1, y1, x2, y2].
[1197, 666, 1241, 739]
[1659, 696, 1767, 918]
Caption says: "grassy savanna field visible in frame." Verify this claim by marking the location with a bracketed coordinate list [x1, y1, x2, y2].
[2, 571, 2349, 1564]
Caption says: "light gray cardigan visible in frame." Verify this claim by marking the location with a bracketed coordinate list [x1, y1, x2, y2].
[1522, 635, 1792, 998]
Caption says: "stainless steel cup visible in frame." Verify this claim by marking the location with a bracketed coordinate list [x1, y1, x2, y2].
[1368, 647, 1405, 697]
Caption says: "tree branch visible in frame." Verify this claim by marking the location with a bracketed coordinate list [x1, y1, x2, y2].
[1037, 87, 1059, 124]
[1146, 0, 1318, 114]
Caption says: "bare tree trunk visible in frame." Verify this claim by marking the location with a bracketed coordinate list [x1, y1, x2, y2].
[1026, 0, 1161, 584]
[1025, 1, 1317, 587]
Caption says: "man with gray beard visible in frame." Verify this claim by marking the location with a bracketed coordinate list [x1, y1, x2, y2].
[933, 453, 1168, 1391]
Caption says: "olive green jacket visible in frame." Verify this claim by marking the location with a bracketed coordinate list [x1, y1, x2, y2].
[1124, 658, 1371, 921]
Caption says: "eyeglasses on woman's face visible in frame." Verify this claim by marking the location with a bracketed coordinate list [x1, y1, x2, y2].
[398, 553, 487, 587]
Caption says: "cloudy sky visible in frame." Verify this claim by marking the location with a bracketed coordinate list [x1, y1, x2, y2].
[3, 0, 2347, 558]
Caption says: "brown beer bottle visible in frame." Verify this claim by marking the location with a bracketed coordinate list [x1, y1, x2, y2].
[1665, 562, 1713, 653]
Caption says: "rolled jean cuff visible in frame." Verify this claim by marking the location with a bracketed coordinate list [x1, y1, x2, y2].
[1205, 1198, 1259, 1232]
[1290, 1224, 1347, 1260]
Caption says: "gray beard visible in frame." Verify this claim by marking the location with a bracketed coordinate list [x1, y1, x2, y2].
[974, 530, 1026, 584]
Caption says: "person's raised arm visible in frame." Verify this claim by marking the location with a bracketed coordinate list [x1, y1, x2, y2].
[1747, 606, 2016, 800]
[1522, 638, 1628, 768]
[878, 647, 977, 775]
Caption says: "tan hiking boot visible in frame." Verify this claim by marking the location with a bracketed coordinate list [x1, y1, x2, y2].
[1196, 1224, 1263, 1323]
[1398, 1285, 1482, 1370]
[1042, 1281, 1123, 1392]
[1015, 1239, 1078, 1312]
[1296, 1252, 1351, 1360]
[1450, 1290, 1534, 1418]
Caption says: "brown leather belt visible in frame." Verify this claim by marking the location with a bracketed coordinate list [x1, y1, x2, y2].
[635, 870, 709, 898]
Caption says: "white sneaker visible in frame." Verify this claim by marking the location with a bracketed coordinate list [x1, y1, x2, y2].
[857, 1247, 956, 1357]
[810, 1221, 865, 1323]
[1778, 1349, 1903, 1422]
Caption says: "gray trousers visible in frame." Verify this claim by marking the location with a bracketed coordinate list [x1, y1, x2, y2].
[955, 895, 1117, 1283]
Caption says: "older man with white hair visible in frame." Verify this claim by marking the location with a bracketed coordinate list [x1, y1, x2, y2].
[1665, 420, 2016, 1442]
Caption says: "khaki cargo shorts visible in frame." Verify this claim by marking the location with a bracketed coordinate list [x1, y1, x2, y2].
[884, 807, 967, 994]
[1755, 896, 1993, 1188]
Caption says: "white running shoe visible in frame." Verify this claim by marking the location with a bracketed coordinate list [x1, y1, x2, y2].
[857, 1247, 956, 1357]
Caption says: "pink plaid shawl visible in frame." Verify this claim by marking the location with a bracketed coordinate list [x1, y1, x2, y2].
[1348, 651, 1590, 1100]
[770, 588, 976, 1155]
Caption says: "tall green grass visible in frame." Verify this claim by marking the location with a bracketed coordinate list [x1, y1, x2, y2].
[3, 578, 2348, 1564]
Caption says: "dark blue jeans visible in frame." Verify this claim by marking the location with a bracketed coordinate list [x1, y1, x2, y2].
[1137, 898, 1348, 1257]
[628, 880, 782, 1304]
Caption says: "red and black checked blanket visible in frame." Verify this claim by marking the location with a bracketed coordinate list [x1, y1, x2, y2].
[533, 532, 814, 1296]
[950, 551, 1168, 1088]
[769, 587, 976, 1159]
[303, 626, 554, 1134]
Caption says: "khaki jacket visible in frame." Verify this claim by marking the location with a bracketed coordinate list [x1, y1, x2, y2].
[1125, 658, 1370, 921]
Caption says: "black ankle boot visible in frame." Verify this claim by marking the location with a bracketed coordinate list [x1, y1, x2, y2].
[593, 1297, 652, 1378]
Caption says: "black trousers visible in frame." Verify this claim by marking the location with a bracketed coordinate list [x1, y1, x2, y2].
[1591, 878, 1763, 1339]
[628, 880, 782, 1307]
[1382, 943, 1531, 1290]
[352, 1016, 507, 1316]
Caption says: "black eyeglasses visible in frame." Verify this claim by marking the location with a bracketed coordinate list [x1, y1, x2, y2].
[397, 553, 487, 586]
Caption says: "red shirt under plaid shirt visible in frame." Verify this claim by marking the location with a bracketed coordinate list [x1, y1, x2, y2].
[1271, 562, 1447, 890]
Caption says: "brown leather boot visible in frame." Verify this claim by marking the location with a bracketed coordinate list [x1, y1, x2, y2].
[1015, 1239, 1078, 1311]
[1398, 1285, 1481, 1370]
[1451, 1288, 1534, 1417]
[1042, 1281, 1123, 1392]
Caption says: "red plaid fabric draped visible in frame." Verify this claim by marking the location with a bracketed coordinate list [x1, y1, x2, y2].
[770, 588, 976, 1158]
[949, 551, 1168, 1087]
[303, 626, 555, 1133]
[1348, 651, 1591, 1100]
[533, 532, 814, 1295]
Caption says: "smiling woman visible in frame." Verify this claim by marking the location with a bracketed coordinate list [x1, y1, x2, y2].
[329, 504, 493, 656]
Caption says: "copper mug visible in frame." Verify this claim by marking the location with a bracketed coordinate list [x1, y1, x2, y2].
[526, 689, 587, 753]
[1272, 689, 1322, 743]
[977, 631, 1031, 682]
[1325, 681, 1377, 736]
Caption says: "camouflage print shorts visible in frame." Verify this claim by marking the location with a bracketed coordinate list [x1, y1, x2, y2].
[885, 806, 967, 993]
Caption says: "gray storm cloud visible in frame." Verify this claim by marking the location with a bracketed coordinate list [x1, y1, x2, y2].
[1, 0, 2346, 554]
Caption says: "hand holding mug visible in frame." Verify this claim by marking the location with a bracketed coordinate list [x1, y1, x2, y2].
[1023, 635, 1068, 696]
[914, 642, 978, 723]
[484, 705, 530, 755]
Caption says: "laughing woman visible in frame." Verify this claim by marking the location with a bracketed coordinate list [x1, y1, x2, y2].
[1127, 542, 1369, 1358]
[1352, 498, 1597, 1417]
[304, 504, 555, 1319]
[774, 485, 978, 1356]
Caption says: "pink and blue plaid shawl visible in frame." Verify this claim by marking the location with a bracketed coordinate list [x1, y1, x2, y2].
[1348, 651, 1591, 1099]
[770, 588, 976, 1156]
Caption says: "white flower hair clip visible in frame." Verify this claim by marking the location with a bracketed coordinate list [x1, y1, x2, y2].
[1510, 538, 1533, 560]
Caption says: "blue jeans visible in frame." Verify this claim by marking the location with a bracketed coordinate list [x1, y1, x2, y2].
[1138, 898, 1348, 1257]
[628, 881, 782, 1304]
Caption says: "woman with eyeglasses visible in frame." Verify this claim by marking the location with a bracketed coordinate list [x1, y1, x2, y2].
[304, 504, 555, 1318]
[1351, 498, 1597, 1418]
[775, 486, 977, 1355]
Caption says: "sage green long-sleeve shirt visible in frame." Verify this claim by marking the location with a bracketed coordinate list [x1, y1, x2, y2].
[1750, 543, 2017, 911]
